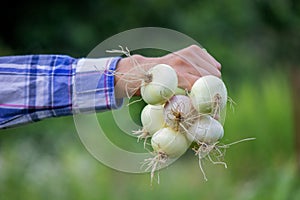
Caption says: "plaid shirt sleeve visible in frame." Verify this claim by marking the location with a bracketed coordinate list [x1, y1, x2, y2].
[0, 55, 123, 129]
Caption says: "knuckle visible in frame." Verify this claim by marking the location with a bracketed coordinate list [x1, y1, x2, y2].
[190, 44, 201, 51]
[177, 58, 188, 66]
[170, 56, 187, 67]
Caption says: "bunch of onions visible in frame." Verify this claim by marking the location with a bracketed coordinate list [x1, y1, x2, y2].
[108, 47, 252, 183]
[133, 64, 230, 183]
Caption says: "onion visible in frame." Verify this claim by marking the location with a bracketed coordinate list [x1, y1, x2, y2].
[187, 115, 224, 144]
[144, 127, 188, 184]
[133, 104, 164, 145]
[190, 75, 227, 118]
[151, 127, 189, 158]
[141, 104, 164, 135]
[141, 64, 178, 105]
[187, 115, 225, 181]
[163, 95, 197, 132]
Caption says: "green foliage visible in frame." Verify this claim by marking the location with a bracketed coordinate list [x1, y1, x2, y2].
[1, 0, 300, 199]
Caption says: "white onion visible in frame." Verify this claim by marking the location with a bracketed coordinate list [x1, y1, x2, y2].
[190, 75, 227, 116]
[187, 115, 224, 144]
[141, 64, 178, 105]
[141, 104, 164, 135]
[163, 95, 196, 132]
[151, 127, 188, 158]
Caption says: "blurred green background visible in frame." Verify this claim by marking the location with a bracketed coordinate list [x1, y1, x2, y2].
[1, 0, 300, 199]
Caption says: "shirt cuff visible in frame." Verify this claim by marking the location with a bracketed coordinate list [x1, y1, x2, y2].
[72, 57, 123, 113]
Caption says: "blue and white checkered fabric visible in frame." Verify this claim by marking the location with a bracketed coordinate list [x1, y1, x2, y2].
[0, 55, 122, 128]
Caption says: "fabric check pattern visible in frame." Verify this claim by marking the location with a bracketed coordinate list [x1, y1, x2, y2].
[0, 55, 122, 129]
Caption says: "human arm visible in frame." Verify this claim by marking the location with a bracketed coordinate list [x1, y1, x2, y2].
[0, 55, 122, 129]
[0, 45, 221, 129]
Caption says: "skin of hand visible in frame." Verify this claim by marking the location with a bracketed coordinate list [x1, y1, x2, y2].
[114, 45, 221, 98]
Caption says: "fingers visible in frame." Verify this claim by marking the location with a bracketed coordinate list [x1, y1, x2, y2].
[170, 45, 222, 91]
[194, 46, 221, 70]
[171, 45, 221, 78]
[187, 53, 221, 78]
[177, 73, 200, 91]
[181, 45, 221, 70]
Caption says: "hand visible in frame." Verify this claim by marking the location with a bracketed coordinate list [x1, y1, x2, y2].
[158, 45, 221, 90]
[115, 45, 221, 98]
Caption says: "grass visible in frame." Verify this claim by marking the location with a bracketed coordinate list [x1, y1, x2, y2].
[0, 71, 299, 200]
